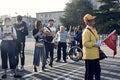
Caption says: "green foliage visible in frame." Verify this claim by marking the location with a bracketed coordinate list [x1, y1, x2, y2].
[95, 0, 120, 34]
[60, 0, 93, 29]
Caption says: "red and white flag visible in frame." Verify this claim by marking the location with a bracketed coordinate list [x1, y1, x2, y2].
[103, 30, 117, 57]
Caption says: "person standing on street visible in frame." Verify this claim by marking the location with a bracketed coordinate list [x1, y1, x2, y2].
[14, 15, 28, 70]
[68, 26, 76, 47]
[0, 18, 22, 79]
[33, 20, 46, 72]
[44, 19, 56, 67]
[82, 14, 101, 80]
[74, 26, 83, 49]
[55, 26, 70, 63]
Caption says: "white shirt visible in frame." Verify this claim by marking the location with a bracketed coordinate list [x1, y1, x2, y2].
[0, 26, 17, 40]
[44, 26, 56, 32]
[44, 26, 56, 43]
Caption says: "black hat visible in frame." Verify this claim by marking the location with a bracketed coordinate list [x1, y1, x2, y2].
[48, 19, 54, 22]
[17, 15, 22, 21]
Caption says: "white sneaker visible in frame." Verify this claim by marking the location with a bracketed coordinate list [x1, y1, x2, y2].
[16, 66, 19, 70]
[20, 66, 24, 71]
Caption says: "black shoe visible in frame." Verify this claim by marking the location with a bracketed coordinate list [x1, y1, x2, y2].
[1, 74, 7, 79]
[56, 60, 60, 62]
[14, 74, 22, 78]
[42, 66, 45, 71]
[64, 60, 67, 63]
[49, 64, 53, 67]
[34, 67, 37, 72]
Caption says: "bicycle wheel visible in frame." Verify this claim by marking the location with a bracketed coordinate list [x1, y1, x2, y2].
[68, 46, 83, 62]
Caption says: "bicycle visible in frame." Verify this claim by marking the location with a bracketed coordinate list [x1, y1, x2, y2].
[68, 45, 83, 62]
[46, 42, 83, 64]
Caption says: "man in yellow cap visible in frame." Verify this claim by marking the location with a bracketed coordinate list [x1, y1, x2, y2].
[82, 14, 101, 80]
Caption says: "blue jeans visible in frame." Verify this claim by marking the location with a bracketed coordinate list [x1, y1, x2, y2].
[1, 40, 16, 69]
[33, 46, 46, 67]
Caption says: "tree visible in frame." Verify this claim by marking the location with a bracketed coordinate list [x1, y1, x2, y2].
[95, 0, 120, 34]
[60, 0, 93, 29]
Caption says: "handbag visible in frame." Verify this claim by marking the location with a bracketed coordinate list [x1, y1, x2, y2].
[35, 42, 44, 47]
[99, 48, 107, 60]
[87, 28, 107, 60]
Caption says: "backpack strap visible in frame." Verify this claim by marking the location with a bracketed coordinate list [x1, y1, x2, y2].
[46, 27, 52, 32]
[1, 27, 14, 33]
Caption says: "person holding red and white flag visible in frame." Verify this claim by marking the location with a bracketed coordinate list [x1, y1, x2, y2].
[103, 30, 117, 57]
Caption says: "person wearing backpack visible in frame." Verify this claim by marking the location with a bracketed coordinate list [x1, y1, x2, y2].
[44, 19, 56, 67]
[0, 18, 22, 79]
[14, 15, 28, 70]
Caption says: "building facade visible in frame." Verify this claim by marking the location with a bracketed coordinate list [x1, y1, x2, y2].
[36, 11, 65, 28]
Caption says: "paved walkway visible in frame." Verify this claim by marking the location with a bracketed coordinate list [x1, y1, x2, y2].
[0, 38, 120, 80]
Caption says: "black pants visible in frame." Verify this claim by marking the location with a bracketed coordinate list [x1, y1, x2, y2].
[1, 40, 16, 69]
[85, 59, 101, 80]
[57, 42, 67, 61]
[15, 41, 25, 66]
[45, 42, 54, 65]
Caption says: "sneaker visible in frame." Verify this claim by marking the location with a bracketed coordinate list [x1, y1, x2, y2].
[34, 67, 37, 72]
[1, 74, 7, 79]
[64, 60, 67, 63]
[56, 60, 60, 62]
[20, 66, 24, 71]
[16, 66, 19, 69]
[14, 74, 22, 78]
[42, 66, 45, 71]
[49, 63, 53, 67]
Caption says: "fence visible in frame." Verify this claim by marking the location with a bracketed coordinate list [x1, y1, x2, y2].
[99, 35, 120, 47]
[26, 35, 120, 47]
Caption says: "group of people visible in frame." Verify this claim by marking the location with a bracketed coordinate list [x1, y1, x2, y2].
[32, 19, 83, 72]
[0, 15, 28, 78]
[0, 13, 102, 80]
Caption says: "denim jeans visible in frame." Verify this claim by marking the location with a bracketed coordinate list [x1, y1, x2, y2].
[1, 40, 16, 69]
[33, 46, 46, 66]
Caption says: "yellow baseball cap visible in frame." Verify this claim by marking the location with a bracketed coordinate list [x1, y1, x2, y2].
[83, 14, 96, 23]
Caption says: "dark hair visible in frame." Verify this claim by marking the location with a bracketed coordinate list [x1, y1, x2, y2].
[17, 15, 22, 21]
[77, 26, 82, 31]
[4, 17, 11, 22]
[35, 20, 42, 29]
[69, 26, 75, 32]
[48, 19, 54, 22]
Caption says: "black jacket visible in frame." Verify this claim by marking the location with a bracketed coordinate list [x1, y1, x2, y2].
[14, 21, 28, 42]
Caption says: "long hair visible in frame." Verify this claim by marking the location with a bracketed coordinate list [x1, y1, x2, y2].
[34, 20, 42, 29]
[69, 26, 75, 32]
